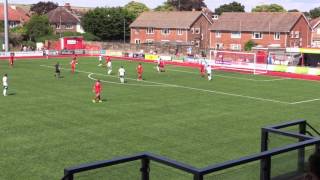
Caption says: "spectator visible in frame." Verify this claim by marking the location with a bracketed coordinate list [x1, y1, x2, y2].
[306, 152, 320, 180]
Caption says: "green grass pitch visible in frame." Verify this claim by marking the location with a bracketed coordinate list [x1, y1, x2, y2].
[1, 57, 320, 179]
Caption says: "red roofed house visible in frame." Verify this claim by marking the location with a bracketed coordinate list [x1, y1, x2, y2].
[0, 4, 30, 28]
[310, 17, 320, 48]
[210, 12, 312, 51]
[130, 11, 212, 49]
[47, 3, 85, 34]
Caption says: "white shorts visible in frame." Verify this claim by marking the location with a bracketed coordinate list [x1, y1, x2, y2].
[107, 62, 112, 68]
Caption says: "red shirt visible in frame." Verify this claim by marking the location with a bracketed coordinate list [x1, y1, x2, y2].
[137, 65, 143, 74]
[159, 61, 164, 68]
[200, 65, 205, 73]
[105, 56, 111, 63]
[9, 55, 14, 62]
[71, 60, 77, 66]
[94, 82, 102, 93]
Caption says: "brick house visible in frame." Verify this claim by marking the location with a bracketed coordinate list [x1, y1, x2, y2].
[0, 4, 30, 28]
[130, 11, 212, 49]
[47, 3, 85, 34]
[210, 12, 312, 51]
[310, 17, 320, 48]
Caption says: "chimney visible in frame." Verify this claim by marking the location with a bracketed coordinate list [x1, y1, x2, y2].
[64, 3, 71, 11]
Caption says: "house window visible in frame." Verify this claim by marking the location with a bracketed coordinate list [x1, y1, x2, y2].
[177, 29, 183, 35]
[191, 28, 195, 34]
[135, 39, 141, 44]
[230, 44, 241, 50]
[146, 39, 154, 44]
[231, 32, 241, 39]
[146, 27, 154, 34]
[215, 43, 223, 49]
[295, 31, 300, 38]
[65, 24, 73, 29]
[215, 31, 221, 38]
[274, 32, 280, 40]
[317, 28, 320, 35]
[195, 41, 200, 47]
[191, 41, 194, 45]
[56, 24, 61, 29]
[252, 32, 263, 39]
[212, 15, 219, 20]
[161, 28, 170, 35]
[195, 28, 200, 34]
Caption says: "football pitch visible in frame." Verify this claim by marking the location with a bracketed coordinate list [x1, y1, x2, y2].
[1, 57, 320, 179]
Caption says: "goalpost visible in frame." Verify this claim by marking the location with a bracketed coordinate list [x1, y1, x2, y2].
[209, 50, 268, 75]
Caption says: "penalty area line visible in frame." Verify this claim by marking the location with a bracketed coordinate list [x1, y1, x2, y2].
[166, 68, 290, 82]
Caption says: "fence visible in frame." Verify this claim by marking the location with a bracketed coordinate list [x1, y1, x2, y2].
[61, 120, 320, 180]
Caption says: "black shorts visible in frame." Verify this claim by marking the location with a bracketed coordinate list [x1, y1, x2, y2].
[56, 70, 60, 73]
[3, 86, 8, 90]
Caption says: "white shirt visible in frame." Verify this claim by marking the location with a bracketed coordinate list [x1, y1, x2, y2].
[99, 55, 102, 61]
[107, 61, 112, 68]
[206, 65, 212, 75]
[2, 76, 8, 86]
[118, 68, 125, 76]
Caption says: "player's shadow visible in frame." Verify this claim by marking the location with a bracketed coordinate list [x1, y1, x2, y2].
[8, 92, 16, 96]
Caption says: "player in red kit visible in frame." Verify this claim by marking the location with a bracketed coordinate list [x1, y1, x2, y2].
[136, 63, 144, 81]
[200, 63, 205, 77]
[70, 55, 78, 74]
[92, 80, 102, 103]
[9, 52, 14, 67]
[159, 60, 165, 72]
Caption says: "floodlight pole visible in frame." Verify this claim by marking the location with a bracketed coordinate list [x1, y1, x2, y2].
[4, 0, 9, 52]
[123, 18, 126, 45]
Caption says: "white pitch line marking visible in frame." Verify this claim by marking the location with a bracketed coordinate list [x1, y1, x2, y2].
[289, 98, 320, 105]
[41, 64, 313, 105]
[166, 68, 290, 82]
[88, 73, 169, 87]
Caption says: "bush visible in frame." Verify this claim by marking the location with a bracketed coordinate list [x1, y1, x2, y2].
[244, 40, 257, 51]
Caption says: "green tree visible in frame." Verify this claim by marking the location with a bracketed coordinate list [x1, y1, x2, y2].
[81, 7, 135, 41]
[124, 1, 149, 18]
[252, 4, 286, 12]
[288, 9, 299, 12]
[154, 2, 176, 11]
[309, 7, 320, 19]
[214, 1, 245, 15]
[0, 21, 4, 32]
[30, 1, 58, 15]
[25, 15, 53, 42]
[167, 0, 206, 11]
[244, 40, 256, 51]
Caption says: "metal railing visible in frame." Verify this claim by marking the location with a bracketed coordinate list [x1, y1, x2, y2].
[62, 120, 320, 180]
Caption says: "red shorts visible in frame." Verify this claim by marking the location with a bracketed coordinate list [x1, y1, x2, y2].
[95, 92, 101, 96]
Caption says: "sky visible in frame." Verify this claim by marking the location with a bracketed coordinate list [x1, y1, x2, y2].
[8, 0, 320, 12]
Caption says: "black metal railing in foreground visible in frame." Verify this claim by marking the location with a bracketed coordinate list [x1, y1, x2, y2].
[62, 120, 320, 180]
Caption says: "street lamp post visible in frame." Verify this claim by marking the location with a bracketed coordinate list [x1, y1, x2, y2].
[3, 0, 9, 52]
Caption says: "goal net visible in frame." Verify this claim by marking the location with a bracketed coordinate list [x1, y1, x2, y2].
[209, 50, 268, 74]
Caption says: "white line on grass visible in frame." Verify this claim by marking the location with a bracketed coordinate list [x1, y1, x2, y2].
[166, 68, 290, 82]
[40, 64, 303, 105]
[289, 98, 320, 105]
[88, 73, 170, 87]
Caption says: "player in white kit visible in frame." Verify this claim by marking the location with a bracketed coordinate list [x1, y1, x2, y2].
[98, 55, 103, 66]
[206, 64, 212, 81]
[118, 66, 126, 83]
[2, 74, 8, 96]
